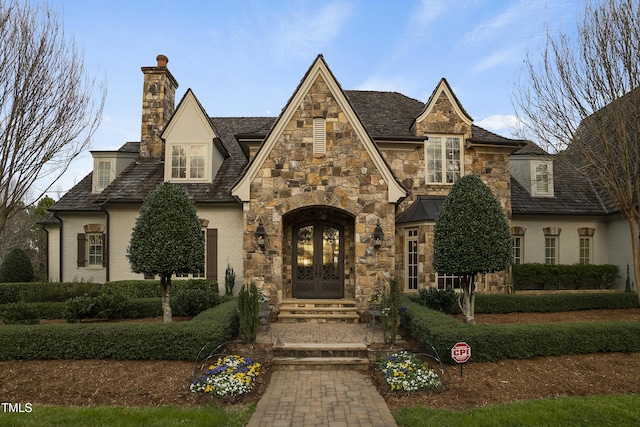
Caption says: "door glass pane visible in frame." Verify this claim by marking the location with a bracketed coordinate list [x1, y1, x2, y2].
[321, 225, 340, 280]
[296, 225, 314, 280]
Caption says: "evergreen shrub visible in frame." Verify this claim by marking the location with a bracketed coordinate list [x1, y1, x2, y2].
[401, 297, 640, 364]
[513, 263, 620, 290]
[0, 301, 40, 325]
[0, 299, 238, 360]
[0, 248, 35, 283]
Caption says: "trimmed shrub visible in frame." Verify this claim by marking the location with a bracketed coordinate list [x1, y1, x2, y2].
[0, 301, 40, 325]
[0, 299, 238, 361]
[173, 288, 221, 317]
[400, 297, 640, 364]
[513, 263, 620, 290]
[0, 248, 35, 283]
[8, 282, 101, 303]
[417, 287, 457, 313]
[100, 280, 161, 299]
[0, 284, 21, 304]
[64, 294, 100, 322]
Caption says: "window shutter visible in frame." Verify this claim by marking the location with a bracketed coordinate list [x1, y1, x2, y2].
[313, 118, 326, 154]
[206, 228, 218, 282]
[77, 233, 86, 267]
[102, 232, 108, 268]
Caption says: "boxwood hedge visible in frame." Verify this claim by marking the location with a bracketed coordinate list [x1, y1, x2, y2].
[401, 297, 640, 364]
[0, 299, 238, 361]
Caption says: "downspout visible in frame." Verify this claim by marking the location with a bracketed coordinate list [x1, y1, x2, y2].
[100, 205, 110, 282]
[52, 211, 63, 283]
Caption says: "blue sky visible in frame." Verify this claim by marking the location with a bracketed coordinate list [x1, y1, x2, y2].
[39, 0, 581, 198]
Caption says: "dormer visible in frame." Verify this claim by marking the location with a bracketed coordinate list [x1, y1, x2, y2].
[510, 142, 554, 197]
[162, 89, 228, 183]
[90, 148, 138, 193]
[412, 78, 473, 184]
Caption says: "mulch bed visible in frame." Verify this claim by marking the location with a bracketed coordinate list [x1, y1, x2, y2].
[2, 309, 640, 410]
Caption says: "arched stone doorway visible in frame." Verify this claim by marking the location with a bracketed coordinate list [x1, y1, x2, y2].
[282, 207, 355, 299]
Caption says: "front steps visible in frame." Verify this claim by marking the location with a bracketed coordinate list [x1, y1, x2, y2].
[277, 299, 360, 324]
[271, 342, 369, 371]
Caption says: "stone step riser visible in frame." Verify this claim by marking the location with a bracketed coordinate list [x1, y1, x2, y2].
[273, 349, 368, 358]
[278, 317, 359, 324]
[271, 357, 369, 371]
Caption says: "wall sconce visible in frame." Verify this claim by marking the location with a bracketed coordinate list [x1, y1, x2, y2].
[371, 221, 384, 248]
[255, 220, 266, 252]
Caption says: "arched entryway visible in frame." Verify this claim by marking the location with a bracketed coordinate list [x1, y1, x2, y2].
[283, 207, 355, 300]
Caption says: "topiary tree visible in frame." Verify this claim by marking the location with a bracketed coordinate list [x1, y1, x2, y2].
[433, 175, 512, 324]
[127, 182, 204, 323]
[0, 248, 35, 283]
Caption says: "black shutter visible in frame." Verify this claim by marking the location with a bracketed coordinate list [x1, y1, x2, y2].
[102, 232, 108, 268]
[77, 233, 86, 267]
[206, 228, 218, 282]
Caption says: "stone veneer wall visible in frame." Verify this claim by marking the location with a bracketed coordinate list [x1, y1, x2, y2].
[243, 75, 396, 308]
[383, 91, 514, 293]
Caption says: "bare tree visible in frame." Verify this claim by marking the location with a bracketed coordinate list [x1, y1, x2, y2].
[514, 0, 640, 300]
[0, 0, 105, 237]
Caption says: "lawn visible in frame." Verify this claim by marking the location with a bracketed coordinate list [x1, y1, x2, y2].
[0, 403, 254, 427]
[393, 394, 640, 426]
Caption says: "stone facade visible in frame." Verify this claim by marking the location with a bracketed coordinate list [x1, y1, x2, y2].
[243, 75, 396, 308]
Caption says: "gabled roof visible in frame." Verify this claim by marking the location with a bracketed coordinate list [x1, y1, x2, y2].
[231, 54, 407, 204]
[413, 78, 473, 130]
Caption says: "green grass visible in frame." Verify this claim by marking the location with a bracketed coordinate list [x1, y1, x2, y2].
[393, 394, 640, 426]
[0, 403, 255, 427]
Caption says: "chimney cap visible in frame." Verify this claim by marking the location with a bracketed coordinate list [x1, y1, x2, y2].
[156, 54, 168, 67]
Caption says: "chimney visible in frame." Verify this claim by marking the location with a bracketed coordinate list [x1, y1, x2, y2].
[140, 54, 178, 160]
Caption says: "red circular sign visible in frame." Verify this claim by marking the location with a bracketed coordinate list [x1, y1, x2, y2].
[451, 342, 471, 363]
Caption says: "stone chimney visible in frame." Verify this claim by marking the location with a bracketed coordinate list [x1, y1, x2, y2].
[140, 54, 178, 159]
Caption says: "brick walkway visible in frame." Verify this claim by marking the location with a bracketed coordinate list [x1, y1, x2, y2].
[246, 369, 397, 427]
[247, 323, 398, 427]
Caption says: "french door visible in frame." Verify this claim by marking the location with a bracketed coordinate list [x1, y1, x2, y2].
[292, 221, 344, 298]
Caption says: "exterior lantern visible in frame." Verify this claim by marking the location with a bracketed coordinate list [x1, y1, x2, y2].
[372, 221, 384, 248]
[255, 220, 267, 252]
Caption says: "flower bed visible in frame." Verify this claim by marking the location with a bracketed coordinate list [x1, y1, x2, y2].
[379, 351, 441, 392]
[190, 355, 261, 396]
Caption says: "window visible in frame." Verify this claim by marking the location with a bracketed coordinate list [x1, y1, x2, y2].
[579, 237, 592, 264]
[87, 233, 103, 266]
[426, 135, 461, 184]
[437, 274, 461, 290]
[171, 144, 206, 180]
[578, 228, 595, 265]
[313, 118, 326, 154]
[96, 160, 111, 190]
[543, 227, 561, 264]
[544, 237, 558, 264]
[512, 236, 523, 264]
[533, 161, 553, 196]
[406, 229, 418, 291]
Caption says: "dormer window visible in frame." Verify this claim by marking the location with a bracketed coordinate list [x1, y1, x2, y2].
[170, 144, 208, 180]
[533, 161, 553, 196]
[425, 135, 462, 184]
[96, 160, 112, 191]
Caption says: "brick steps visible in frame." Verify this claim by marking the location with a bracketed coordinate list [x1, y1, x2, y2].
[277, 299, 360, 324]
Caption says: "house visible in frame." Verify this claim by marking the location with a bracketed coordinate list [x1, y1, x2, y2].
[42, 54, 632, 308]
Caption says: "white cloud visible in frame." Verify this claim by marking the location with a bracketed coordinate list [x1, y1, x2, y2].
[476, 114, 523, 133]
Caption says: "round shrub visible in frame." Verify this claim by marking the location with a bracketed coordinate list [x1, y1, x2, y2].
[417, 287, 458, 314]
[64, 294, 99, 323]
[0, 248, 35, 283]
